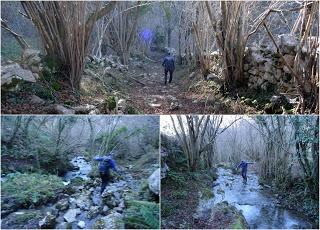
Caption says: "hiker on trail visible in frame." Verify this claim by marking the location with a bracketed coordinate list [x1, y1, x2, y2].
[237, 160, 253, 183]
[94, 155, 118, 194]
[162, 51, 175, 85]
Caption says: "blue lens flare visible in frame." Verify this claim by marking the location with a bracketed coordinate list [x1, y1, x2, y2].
[140, 28, 153, 42]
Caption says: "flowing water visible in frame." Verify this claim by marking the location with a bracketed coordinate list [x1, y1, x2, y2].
[63, 156, 92, 183]
[201, 168, 312, 229]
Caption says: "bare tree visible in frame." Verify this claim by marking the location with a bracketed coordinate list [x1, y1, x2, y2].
[205, 1, 251, 88]
[21, 1, 116, 91]
[170, 115, 210, 171]
[105, 1, 141, 65]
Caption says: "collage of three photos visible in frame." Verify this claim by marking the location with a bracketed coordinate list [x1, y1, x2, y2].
[1, 1, 319, 229]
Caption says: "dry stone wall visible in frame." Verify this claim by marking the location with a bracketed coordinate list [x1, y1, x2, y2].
[244, 34, 300, 92]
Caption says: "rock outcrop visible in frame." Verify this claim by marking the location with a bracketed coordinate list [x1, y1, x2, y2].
[148, 168, 160, 195]
[1, 63, 36, 88]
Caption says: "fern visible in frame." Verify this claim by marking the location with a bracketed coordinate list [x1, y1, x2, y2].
[124, 200, 159, 229]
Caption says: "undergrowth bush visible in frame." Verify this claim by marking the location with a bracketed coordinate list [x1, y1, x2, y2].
[1, 173, 64, 210]
[124, 200, 159, 229]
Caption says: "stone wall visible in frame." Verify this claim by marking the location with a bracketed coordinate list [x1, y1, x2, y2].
[244, 34, 301, 92]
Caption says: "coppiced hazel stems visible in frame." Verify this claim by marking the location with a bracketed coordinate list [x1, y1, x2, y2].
[21, 1, 116, 91]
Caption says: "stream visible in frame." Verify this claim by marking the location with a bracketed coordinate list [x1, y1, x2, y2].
[2, 155, 157, 229]
[198, 168, 312, 229]
[63, 156, 92, 183]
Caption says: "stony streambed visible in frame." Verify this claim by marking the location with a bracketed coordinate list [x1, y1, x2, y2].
[1, 156, 159, 229]
[196, 167, 313, 229]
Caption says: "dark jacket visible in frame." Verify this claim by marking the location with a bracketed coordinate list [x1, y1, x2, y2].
[237, 161, 253, 172]
[162, 55, 175, 72]
[94, 156, 117, 174]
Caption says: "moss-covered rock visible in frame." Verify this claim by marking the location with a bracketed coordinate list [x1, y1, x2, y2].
[209, 201, 249, 229]
[1, 173, 64, 214]
[93, 218, 106, 229]
[93, 212, 124, 229]
[1, 210, 43, 229]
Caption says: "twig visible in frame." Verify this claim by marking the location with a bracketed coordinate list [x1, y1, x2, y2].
[1, 19, 29, 49]
[263, 22, 306, 97]
[126, 75, 146, 86]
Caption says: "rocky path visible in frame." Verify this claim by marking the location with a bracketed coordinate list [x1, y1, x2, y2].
[126, 55, 207, 114]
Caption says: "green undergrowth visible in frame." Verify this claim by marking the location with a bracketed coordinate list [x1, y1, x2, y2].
[124, 200, 160, 229]
[161, 169, 214, 228]
[1, 173, 64, 211]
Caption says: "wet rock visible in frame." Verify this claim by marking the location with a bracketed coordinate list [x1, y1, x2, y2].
[30, 95, 45, 104]
[102, 205, 110, 215]
[87, 206, 101, 219]
[1, 210, 42, 229]
[77, 220, 86, 229]
[38, 212, 56, 229]
[148, 168, 160, 195]
[195, 201, 249, 229]
[75, 194, 91, 211]
[102, 181, 126, 207]
[63, 208, 81, 223]
[55, 198, 69, 211]
[102, 212, 124, 229]
[54, 105, 75, 114]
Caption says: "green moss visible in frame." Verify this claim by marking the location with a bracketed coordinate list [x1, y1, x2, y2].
[201, 187, 214, 200]
[171, 190, 188, 200]
[127, 106, 138, 114]
[11, 211, 40, 224]
[124, 200, 159, 229]
[93, 219, 105, 229]
[69, 176, 84, 186]
[231, 217, 246, 229]
[1, 173, 64, 209]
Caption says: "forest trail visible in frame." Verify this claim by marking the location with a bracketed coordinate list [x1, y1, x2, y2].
[126, 53, 206, 114]
[196, 168, 312, 229]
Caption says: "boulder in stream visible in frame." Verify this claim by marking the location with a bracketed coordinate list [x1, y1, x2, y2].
[87, 206, 101, 219]
[38, 212, 56, 229]
[194, 201, 249, 229]
[93, 212, 124, 229]
[77, 220, 86, 229]
[55, 198, 69, 211]
[63, 208, 81, 223]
